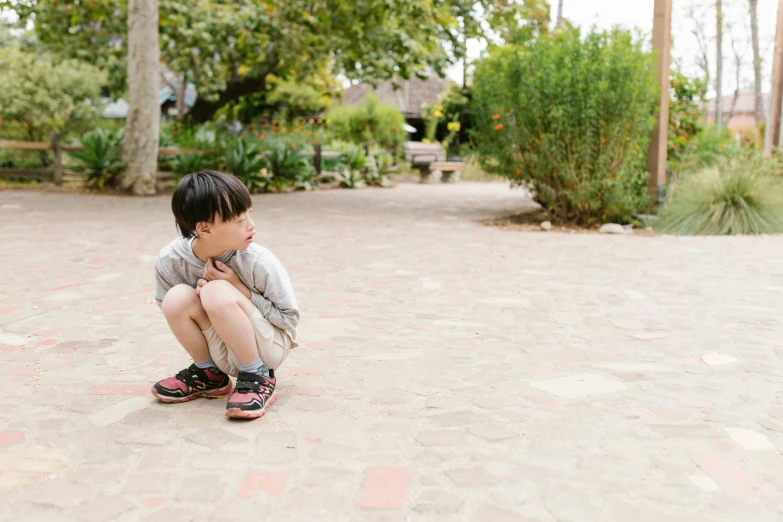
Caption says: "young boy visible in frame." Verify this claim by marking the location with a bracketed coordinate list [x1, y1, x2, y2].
[151, 170, 299, 419]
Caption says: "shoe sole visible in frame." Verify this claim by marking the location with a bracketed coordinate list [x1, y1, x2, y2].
[151, 381, 234, 404]
[225, 391, 277, 419]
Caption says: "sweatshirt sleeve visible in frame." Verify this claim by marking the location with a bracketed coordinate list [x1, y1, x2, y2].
[154, 257, 174, 309]
[247, 253, 300, 332]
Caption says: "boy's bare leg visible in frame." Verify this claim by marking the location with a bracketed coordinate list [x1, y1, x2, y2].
[161, 284, 212, 363]
[198, 280, 258, 366]
[153, 284, 232, 403]
[200, 280, 276, 419]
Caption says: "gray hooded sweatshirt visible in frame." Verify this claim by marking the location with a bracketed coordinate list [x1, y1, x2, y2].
[154, 237, 299, 343]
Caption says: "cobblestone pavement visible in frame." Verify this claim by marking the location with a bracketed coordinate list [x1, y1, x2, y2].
[1, 182, 783, 522]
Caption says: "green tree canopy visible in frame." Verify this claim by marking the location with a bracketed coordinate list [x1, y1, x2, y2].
[0, 47, 107, 141]
[4, 0, 497, 122]
[5, 0, 557, 123]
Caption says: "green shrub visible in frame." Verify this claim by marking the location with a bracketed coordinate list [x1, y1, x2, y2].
[326, 94, 406, 149]
[422, 83, 472, 155]
[220, 137, 268, 193]
[0, 48, 107, 142]
[656, 156, 783, 235]
[261, 140, 314, 192]
[68, 129, 125, 188]
[327, 141, 391, 187]
[675, 125, 741, 174]
[471, 28, 657, 225]
[172, 153, 208, 177]
[668, 68, 707, 173]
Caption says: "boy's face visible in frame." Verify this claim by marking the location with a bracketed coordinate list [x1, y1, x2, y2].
[200, 208, 256, 250]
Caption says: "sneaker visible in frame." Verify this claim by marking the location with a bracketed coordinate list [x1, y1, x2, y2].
[225, 369, 276, 419]
[151, 364, 233, 403]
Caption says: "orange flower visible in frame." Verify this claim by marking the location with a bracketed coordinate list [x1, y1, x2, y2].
[514, 169, 521, 177]
[492, 114, 501, 121]
[494, 123, 504, 131]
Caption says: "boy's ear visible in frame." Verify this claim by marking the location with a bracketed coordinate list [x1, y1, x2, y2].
[195, 221, 211, 236]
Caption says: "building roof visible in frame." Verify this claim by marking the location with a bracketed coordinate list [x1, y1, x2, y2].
[339, 76, 453, 119]
[707, 91, 769, 117]
[102, 69, 197, 118]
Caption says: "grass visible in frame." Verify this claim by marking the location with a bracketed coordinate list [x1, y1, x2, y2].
[459, 158, 504, 182]
[656, 157, 783, 235]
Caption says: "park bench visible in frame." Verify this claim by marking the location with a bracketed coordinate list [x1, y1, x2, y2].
[402, 141, 465, 184]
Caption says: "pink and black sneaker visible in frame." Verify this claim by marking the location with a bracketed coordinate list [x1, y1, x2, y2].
[225, 370, 276, 419]
[152, 364, 233, 403]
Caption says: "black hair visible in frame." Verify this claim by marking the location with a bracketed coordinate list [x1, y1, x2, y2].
[171, 170, 252, 238]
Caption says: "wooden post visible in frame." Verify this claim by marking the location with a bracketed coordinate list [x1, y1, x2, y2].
[51, 132, 63, 186]
[765, 0, 783, 156]
[313, 141, 322, 175]
[646, 0, 672, 204]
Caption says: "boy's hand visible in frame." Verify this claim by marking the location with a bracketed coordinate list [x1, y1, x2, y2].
[204, 258, 238, 284]
[203, 259, 251, 299]
[195, 278, 207, 297]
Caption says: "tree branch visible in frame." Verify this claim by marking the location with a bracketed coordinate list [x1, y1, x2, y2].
[228, 49, 239, 81]
[187, 52, 280, 123]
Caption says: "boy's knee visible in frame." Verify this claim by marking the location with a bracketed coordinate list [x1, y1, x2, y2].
[162, 284, 200, 317]
[199, 280, 236, 312]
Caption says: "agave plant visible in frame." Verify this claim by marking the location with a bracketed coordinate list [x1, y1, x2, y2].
[172, 153, 207, 177]
[220, 137, 268, 193]
[262, 140, 314, 192]
[333, 141, 369, 172]
[68, 129, 125, 189]
[336, 168, 367, 189]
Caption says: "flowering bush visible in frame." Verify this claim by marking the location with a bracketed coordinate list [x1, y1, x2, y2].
[471, 28, 657, 225]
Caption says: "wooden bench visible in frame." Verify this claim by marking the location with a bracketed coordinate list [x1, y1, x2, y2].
[402, 141, 464, 183]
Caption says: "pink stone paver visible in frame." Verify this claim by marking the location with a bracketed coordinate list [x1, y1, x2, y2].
[356, 466, 411, 510]
[693, 457, 766, 498]
[2, 183, 782, 520]
[0, 307, 23, 317]
[0, 430, 24, 449]
[236, 471, 290, 499]
[32, 329, 59, 337]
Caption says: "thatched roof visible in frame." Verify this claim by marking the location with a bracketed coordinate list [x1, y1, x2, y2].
[340, 76, 453, 119]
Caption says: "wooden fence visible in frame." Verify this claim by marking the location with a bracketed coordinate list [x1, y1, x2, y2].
[0, 134, 347, 186]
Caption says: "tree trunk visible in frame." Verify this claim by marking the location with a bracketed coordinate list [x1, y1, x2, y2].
[716, 0, 724, 131]
[750, 0, 765, 122]
[120, 0, 160, 196]
[556, 0, 564, 29]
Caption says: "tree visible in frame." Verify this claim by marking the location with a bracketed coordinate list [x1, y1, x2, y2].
[7, 0, 502, 124]
[715, 0, 724, 131]
[555, 0, 564, 29]
[117, 0, 160, 196]
[725, 23, 747, 124]
[749, 0, 764, 123]
[0, 48, 107, 143]
[688, 3, 711, 87]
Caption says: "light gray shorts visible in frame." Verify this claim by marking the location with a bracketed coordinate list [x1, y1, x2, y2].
[202, 308, 293, 376]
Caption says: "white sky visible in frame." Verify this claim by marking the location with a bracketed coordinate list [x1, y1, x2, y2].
[447, 0, 780, 98]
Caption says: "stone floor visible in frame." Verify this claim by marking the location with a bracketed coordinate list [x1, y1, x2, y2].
[1, 182, 782, 522]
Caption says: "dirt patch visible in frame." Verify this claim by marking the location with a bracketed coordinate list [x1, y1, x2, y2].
[482, 210, 654, 236]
